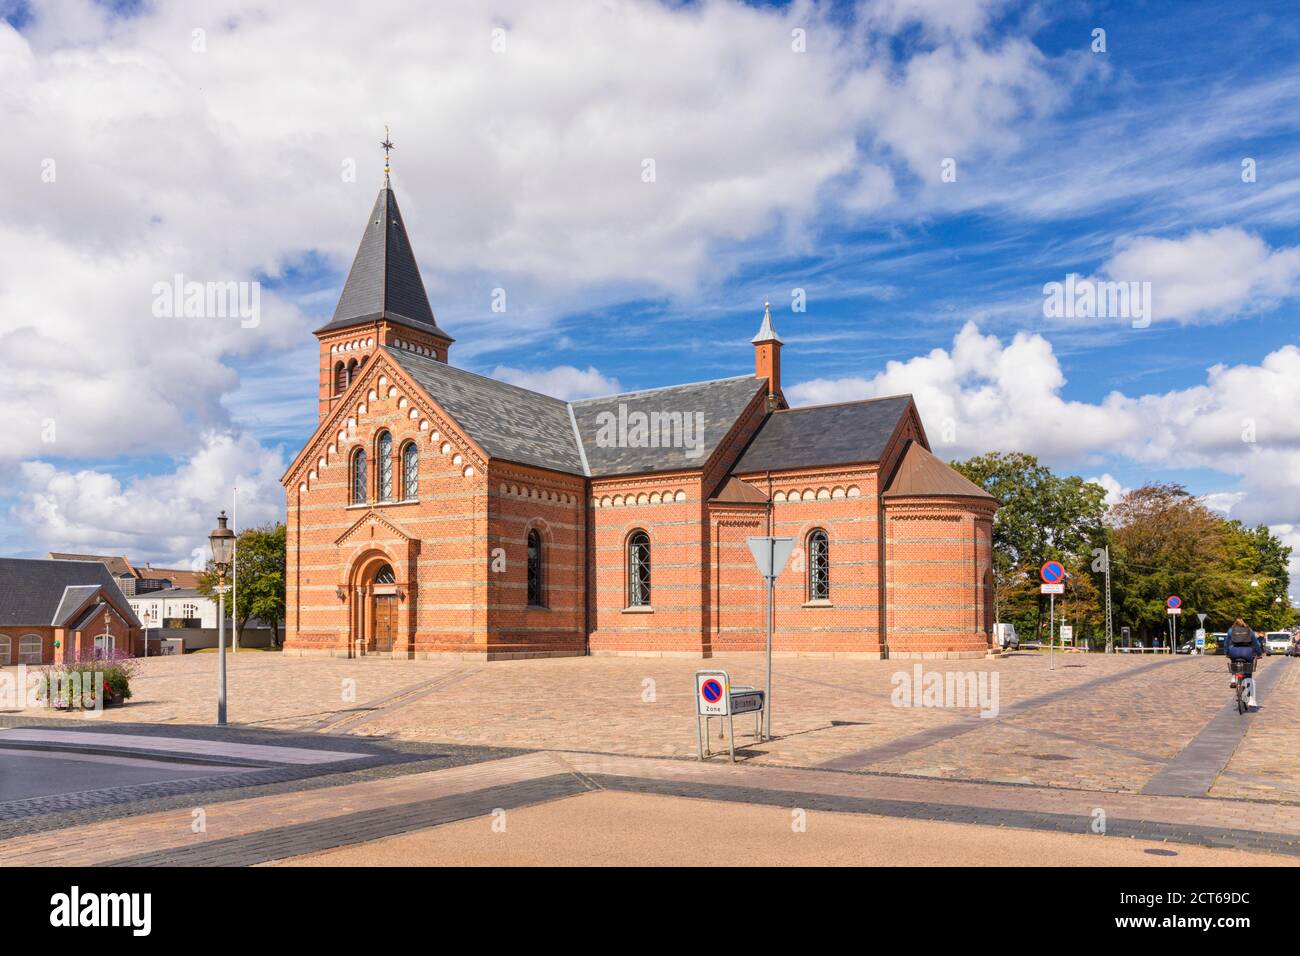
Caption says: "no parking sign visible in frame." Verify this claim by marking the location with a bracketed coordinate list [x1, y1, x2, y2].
[696, 671, 729, 717]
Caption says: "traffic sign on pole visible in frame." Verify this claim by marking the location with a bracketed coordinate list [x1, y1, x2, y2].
[1040, 561, 1065, 584]
[746, 536, 794, 742]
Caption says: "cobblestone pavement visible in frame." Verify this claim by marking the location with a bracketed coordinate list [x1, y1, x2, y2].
[2, 747, 1296, 866]
[2, 652, 1294, 803]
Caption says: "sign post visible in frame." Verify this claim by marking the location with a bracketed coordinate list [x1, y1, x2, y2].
[1040, 561, 1066, 670]
[746, 536, 794, 741]
[695, 670, 764, 762]
[1167, 596, 1182, 654]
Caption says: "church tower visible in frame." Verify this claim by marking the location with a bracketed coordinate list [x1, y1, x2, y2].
[752, 301, 784, 411]
[314, 145, 453, 421]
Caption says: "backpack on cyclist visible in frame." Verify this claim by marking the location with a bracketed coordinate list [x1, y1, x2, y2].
[1227, 625, 1255, 660]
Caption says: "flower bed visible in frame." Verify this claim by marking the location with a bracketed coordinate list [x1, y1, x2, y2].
[37, 651, 138, 711]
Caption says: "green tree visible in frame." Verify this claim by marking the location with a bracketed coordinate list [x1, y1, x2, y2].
[952, 451, 1109, 641]
[198, 522, 287, 648]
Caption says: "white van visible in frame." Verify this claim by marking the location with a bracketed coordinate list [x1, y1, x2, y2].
[1264, 632, 1292, 655]
[993, 623, 1019, 650]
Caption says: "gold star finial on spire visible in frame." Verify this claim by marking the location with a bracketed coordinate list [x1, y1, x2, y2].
[381, 126, 394, 185]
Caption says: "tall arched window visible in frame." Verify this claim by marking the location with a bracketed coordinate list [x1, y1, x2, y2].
[334, 361, 347, 395]
[527, 530, 544, 606]
[351, 448, 367, 504]
[627, 530, 651, 607]
[377, 431, 393, 501]
[402, 441, 419, 500]
[347, 358, 358, 383]
[808, 529, 829, 601]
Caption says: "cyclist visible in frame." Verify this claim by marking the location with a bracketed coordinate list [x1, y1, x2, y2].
[1226, 618, 1264, 709]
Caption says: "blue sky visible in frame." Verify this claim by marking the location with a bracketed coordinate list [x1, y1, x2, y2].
[3, 0, 1300, 583]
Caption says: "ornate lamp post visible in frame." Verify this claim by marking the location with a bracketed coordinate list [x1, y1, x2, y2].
[208, 510, 235, 726]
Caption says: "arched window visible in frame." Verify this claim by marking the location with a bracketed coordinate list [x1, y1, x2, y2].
[351, 448, 367, 504]
[527, 529, 544, 607]
[19, 634, 42, 665]
[808, 529, 829, 601]
[374, 563, 395, 585]
[377, 431, 393, 501]
[0, 634, 9, 665]
[334, 361, 347, 395]
[402, 441, 419, 500]
[347, 358, 358, 384]
[627, 530, 651, 608]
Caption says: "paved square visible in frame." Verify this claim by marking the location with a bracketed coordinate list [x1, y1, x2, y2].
[3, 651, 1293, 802]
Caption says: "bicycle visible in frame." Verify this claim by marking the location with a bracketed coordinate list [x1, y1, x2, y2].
[1229, 658, 1254, 714]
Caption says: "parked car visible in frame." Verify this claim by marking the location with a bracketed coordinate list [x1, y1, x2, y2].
[1289, 635, 1300, 657]
[1264, 632, 1292, 655]
[992, 623, 1019, 650]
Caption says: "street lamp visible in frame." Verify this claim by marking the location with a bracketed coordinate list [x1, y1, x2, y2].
[208, 510, 235, 726]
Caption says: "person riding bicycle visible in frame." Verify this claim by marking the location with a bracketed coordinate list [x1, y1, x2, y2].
[1226, 618, 1264, 708]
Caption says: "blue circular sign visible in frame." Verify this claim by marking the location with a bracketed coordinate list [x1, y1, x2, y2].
[701, 679, 723, 703]
[1167, 595, 1181, 609]
[1041, 561, 1065, 583]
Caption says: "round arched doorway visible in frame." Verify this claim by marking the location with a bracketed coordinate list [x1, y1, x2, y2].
[348, 554, 402, 657]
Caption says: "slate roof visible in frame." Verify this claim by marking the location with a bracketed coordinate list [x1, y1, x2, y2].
[572, 377, 766, 477]
[883, 440, 994, 499]
[0, 558, 140, 629]
[52, 585, 100, 626]
[388, 351, 767, 478]
[49, 552, 136, 578]
[733, 395, 915, 474]
[389, 349, 586, 474]
[315, 186, 453, 340]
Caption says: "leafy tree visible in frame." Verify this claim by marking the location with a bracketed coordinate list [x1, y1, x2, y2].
[952, 451, 1109, 640]
[198, 522, 287, 648]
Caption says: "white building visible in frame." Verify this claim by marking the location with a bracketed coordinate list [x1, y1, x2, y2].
[129, 588, 222, 629]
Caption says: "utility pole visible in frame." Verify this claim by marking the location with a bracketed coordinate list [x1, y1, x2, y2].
[1104, 545, 1114, 654]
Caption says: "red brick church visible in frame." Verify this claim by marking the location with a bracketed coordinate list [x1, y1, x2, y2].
[282, 179, 997, 660]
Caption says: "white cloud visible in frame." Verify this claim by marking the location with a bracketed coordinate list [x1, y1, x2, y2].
[490, 364, 621, 401]
[1101, 228, 1300, 325]
[9, 432, 286, 567]
[786, 322, 1300, 553]
[1086, 473, 1127, 508]
[0, 0, 1064, 466]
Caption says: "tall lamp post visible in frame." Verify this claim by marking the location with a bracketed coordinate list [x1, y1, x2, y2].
[209, 510, 235, 726]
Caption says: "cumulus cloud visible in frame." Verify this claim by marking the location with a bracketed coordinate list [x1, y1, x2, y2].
[786, 322, 1300, 557]
[9, 432, 286, 567]
[1044, 228, 1300, 328]
[0, 0, 1066, 466]
[490, 364, 622, 401]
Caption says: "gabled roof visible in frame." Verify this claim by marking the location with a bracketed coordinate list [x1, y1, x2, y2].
[387, 349, 767, 478]
[572, 377, 766, 477]
[52, 585, 101, 626]
[883, 440, 995, 500]
[138, 567, 204, 589]
[0, 558, 140, 629]
[389, 349, 586, 474]
[48, 552, 137, 578]
[733, 395, 915, 473]
[709, 476, 769, 505]
[315, 185, 453, 340]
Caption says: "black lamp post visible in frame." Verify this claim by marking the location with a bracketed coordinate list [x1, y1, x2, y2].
[208, 510, 235, 725]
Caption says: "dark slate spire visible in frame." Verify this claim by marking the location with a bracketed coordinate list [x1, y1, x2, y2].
[315, 185, 452, 340]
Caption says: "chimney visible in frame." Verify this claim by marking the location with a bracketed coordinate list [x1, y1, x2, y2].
[752, 301, 783, 409]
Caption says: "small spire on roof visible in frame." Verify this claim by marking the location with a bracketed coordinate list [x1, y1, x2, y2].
[381, 125, 394, 187]
[752, 300, 782, 344]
